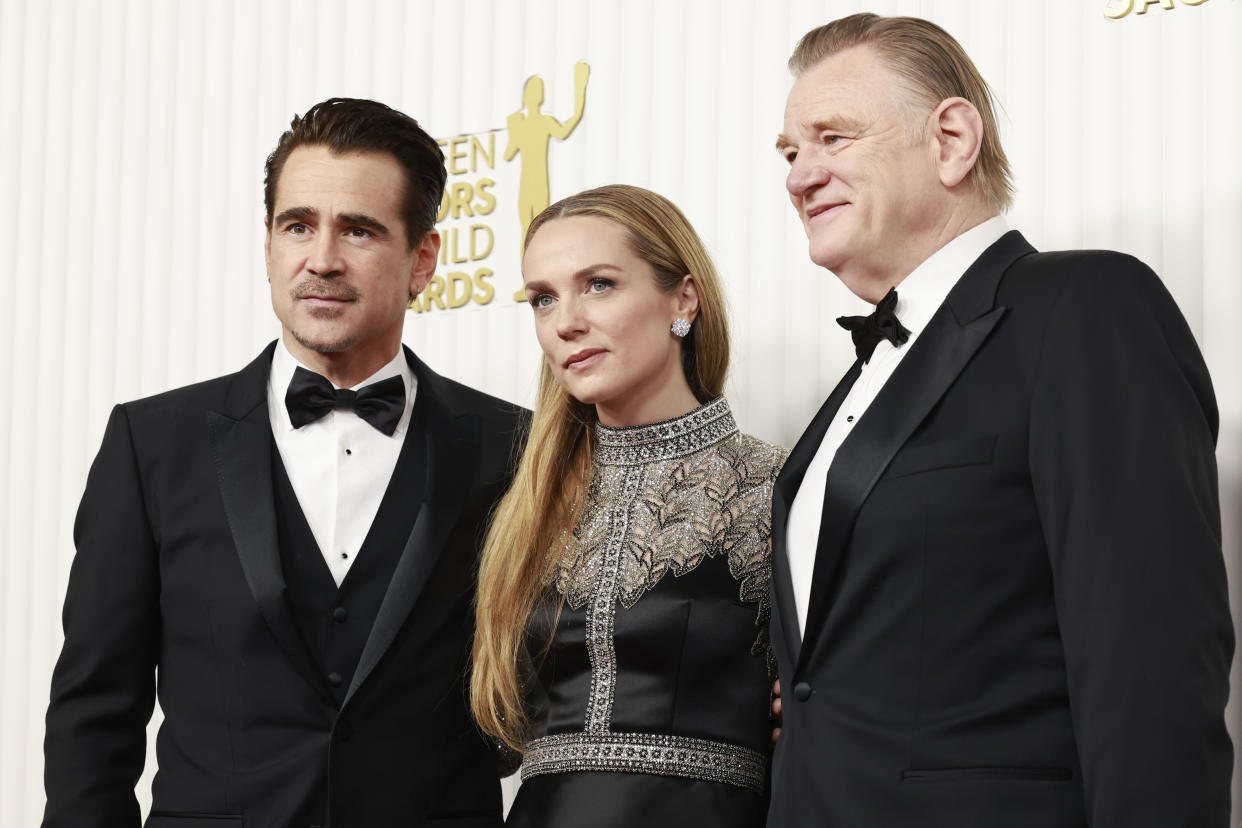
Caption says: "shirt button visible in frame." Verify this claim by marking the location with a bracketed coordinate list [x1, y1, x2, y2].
[339, 551, 348, 560]
[327, 671, 343, 687]
[344, 448, 352, 455]
[846, 415, 855, 423]
[333, 607, 348, 623]
[793, 681, 813, 701]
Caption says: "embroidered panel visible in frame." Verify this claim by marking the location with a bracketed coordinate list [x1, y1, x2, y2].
[522, 731, 767, 794]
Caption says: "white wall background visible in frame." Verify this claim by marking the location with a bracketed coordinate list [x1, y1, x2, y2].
[1, 0, 1239, 824]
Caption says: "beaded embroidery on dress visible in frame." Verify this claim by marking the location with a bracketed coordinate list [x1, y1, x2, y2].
[550, 396, 785, 654]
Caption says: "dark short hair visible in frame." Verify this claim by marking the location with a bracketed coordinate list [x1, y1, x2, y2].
[263, 97, 447, 248]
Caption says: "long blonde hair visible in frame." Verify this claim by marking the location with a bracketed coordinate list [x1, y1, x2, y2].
[471, 185, 730, 751]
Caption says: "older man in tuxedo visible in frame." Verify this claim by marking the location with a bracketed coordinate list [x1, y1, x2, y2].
[769, 13, 1232, 828]
[43, 98, 522, 828]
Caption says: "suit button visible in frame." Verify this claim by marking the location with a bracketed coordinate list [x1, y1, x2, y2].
[332, 606, 348, 623]
[327, 671, 343, 686]
[793, 681, 813, 701]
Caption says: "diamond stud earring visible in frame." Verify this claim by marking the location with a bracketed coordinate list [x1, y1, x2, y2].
[671, 318, 692, 338]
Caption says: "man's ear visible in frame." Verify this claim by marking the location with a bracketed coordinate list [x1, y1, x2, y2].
[675, 275, 700, 323]
[264, 217, 272, 274]
[930, 97, 984, 190]
[409, 229, 441, 297]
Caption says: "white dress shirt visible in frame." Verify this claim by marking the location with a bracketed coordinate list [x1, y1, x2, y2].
[786, 216, 1009, 634]
[267, 339, 417, 586]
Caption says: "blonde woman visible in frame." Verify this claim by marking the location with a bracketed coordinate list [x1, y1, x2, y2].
[472, 185, 786, 826]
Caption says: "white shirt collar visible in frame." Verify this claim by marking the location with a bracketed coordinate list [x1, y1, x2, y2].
[268, 338, 415, 432]
[887, 215, 1010, 335]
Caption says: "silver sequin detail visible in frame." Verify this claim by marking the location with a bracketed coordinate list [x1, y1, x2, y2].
[584, 464, 645, 732]
[522, 731, 767, 794]
[594, 396, 737, 467]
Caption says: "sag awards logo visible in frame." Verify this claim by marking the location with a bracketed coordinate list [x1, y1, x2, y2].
[410, 61, 591, 313]
[1104, 0, 1208, 17]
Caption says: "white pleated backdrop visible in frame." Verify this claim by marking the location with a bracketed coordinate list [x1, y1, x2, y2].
[2, 0, 1239, 823]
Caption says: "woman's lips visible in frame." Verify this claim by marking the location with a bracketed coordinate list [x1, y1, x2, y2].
[565, 349, 606, 371]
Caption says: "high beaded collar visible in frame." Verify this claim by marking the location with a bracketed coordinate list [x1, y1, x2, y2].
[593, 397, 738, 467]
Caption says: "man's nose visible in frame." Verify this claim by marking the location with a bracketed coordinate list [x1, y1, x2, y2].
[786, 153, 827, 199]
[307, 233, 344, 276]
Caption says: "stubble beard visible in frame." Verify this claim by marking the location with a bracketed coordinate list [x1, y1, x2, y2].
[288, 279, 362, 354]
[290, 324, 359, 355]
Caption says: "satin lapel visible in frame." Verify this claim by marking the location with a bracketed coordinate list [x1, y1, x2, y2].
[344, 352, 476, 706]
[208, 343, 329, 698]
[795, 231, 1035, 671]
[771, 361, 862, 660]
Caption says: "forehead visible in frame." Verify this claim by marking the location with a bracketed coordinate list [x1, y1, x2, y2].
[784, 45, 906, 128]
[527, 215, 631, 262]
[273, 145, 405, 214]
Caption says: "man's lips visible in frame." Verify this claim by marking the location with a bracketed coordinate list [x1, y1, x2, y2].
[300, 294, 353, 307]
[564, 348, 606, 370]
[806, 201, 848, 221]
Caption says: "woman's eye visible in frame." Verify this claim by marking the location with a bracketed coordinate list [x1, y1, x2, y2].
[587, 278, 614, 293]
[529, 293, 554, 309]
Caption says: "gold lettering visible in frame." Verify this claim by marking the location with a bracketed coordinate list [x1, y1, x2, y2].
[423, 275, 447, 310]
[473, 268, 495, 305]
[448, 136, 469, 175]
[451, 182, 475, 219]
[1104, 0, 1133, 16]
[470, 133, 495, 171]
[445, 271, 473, 309]
[1180, 0, 1208, 5]
[1135, 0, 1174, 11]
[470, 224, 494, 260]
[474, 178, 497, 215]
[445, 226, 469, 264]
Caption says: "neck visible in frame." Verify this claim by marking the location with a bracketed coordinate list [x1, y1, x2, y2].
[844, 201, 997, 305]
[285, 334, 402, 388]
[595, 377, 701, 429]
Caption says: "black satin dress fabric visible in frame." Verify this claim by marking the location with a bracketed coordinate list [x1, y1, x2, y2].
[506, 399, 786, 827]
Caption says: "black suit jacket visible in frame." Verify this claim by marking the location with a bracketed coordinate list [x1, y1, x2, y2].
[768, 232, 1232, 827]
[44, 343, 525, 828]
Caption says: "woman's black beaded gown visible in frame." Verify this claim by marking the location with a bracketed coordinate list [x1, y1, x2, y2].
[506, 398, 787, 827]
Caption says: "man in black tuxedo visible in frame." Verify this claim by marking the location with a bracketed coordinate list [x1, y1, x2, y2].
[43, 98, 522, 828]
[769, 13, 1231, 827]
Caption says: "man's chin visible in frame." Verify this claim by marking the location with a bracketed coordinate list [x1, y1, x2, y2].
[290, 329, 359, 355]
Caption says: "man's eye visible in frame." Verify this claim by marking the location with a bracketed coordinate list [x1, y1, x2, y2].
[286, 223, 309, 234]
[783, 151, 797, 165]
[347, 227, 373, 238]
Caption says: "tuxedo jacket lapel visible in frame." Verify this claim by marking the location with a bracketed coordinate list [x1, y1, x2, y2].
[209, 343, 331, 700]
[796, 231, 1035, 670]
[772, 360, 862, 660]
[345, 349, 477, 706]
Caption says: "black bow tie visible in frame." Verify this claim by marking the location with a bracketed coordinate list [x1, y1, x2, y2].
[836, 288, 911, 364]
[285, 366, 406, 436]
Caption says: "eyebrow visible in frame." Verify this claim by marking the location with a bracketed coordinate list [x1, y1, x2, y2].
[775, 116, 870, 152]
[523, 263, 624, 294]
[271, 207, 392, 238]
[337, 212, 391, 237]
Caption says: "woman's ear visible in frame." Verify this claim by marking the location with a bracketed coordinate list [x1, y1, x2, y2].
[675, 274, 700, 323]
